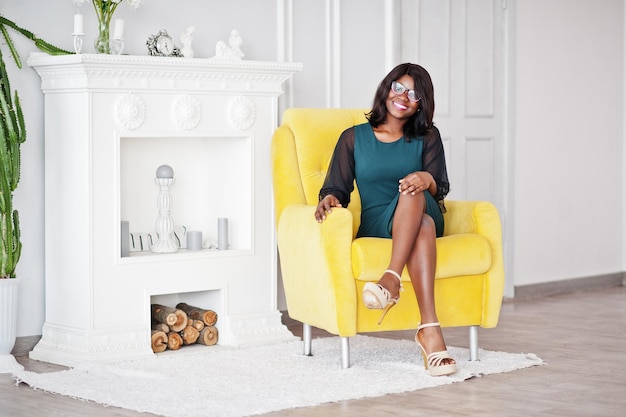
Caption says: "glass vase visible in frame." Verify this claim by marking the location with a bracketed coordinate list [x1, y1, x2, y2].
[93, 8, 113, 54]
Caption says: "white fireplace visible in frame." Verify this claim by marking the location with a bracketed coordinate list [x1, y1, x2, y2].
[27, 53, 301, 366]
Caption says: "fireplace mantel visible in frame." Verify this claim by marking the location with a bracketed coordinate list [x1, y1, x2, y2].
[27, 53, 302, 366]
[27, 53, 301, 93]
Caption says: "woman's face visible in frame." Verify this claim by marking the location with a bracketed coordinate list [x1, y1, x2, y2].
[386, 74, 420, 120]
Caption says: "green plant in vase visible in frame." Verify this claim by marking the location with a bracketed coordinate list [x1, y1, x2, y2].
[73, 0, 144, 54]
[0, 17, 70, 278]
[0, 55, 23, 279]
[0, 16, 69, 371]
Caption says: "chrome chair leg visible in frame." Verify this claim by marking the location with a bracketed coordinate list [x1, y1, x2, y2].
[469, 325, 479, 361]
[341, 337, 350, 369]
[303, 323, 312, 356]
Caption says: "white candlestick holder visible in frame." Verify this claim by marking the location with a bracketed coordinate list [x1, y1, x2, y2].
[110, 38, 124, 55]
[151, 177, 178, 253]
[72, 33, 84, 54]
[72, 13, 84, 54]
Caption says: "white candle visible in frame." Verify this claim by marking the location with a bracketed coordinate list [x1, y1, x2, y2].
[186, 231, 203, 251]
[113, 18, 125, 40]
[120, 220, 129, 257]
[217, 218, 229, 250]
[73, 14, 84, 35]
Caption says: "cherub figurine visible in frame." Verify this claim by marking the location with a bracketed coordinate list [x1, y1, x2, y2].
[213, 29, 245, 60]
[180, 26, 195, 58]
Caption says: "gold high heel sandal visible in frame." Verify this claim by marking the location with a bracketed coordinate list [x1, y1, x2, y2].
[362, 269, 403, 325]
[415, 322, 457, 376]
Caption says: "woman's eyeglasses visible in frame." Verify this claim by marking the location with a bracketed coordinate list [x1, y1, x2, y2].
[390, 81, 420, 103]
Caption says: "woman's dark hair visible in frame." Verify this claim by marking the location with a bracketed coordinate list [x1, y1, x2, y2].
[366, 63, 435, 138]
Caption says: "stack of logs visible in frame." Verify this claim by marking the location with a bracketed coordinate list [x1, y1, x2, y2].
[150, 302, 219, 353]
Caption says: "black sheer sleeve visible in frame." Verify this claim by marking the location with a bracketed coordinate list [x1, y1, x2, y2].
[422, 126, 450, 211]
[318, 127, 356, 207]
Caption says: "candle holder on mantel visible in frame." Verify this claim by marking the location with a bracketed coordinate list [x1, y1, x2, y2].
[72, 13, 85, 54]
[110, 18, 125, 55]
[72, 33, 84, 54]
[110, 38, 124, 55]
[151, 165, 178, 253]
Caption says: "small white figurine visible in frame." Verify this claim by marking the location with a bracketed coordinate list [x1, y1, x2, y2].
[180, 26, 195, 58]
[213, 29, 245, 60]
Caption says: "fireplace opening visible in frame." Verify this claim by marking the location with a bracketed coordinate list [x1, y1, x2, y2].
[120, 135, 252, 256]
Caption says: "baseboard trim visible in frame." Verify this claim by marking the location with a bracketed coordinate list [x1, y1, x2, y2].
[514, 272, 625, 300]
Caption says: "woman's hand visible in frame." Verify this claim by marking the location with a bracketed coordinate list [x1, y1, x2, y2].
[315, 194, 343, 223]
[398, 171, 435, 196]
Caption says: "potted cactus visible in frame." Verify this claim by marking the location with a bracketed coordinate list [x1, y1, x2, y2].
[0, 16, 69, 373]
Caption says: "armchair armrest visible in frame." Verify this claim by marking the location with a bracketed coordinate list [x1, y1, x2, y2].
[271, 125, 307, 225]
[443, 200, 505, 328]
[277, 205, 358, 336]
[444, 200, 501, 239]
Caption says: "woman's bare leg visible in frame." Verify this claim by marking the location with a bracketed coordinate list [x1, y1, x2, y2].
[407, 215, 437, 324]
[377, 192, 454, 364]
[407, 215, 454, 364]
[375, 192, 425, 298]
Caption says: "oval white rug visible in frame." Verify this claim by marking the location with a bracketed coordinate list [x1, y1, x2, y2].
[14, 335, 543, 417]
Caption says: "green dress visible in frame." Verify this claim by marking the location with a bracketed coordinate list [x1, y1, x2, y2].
[353, 123, 444, 238]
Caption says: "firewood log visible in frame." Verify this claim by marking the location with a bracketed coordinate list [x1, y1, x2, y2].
[167, 332, 183, 350]
[152, 323, 170, 333]
[176, 302, 218, 326]
[180, 325, 200, 345]
[152, 304, 188, 332]
[190, 319, 205, 332]
[151, 330, 168, 353]
[151, 304, 177, 327]
[197, 325, 218, 346]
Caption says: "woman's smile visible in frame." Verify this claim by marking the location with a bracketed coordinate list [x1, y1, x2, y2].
[392, 100, 409, 111]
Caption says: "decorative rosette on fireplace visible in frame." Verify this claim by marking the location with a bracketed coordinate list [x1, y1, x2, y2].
[114, 92, 146, 130]
[228, 95, 256, 131]
[172, 94, 202, 131]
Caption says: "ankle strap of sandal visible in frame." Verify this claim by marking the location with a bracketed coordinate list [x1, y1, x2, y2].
[384, 269, 402, 281]
[384, 269, 404, 290]
[417, 322, 441, 331]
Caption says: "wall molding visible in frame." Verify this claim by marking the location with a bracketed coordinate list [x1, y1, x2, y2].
[326, 0, 341, 107]
[276, 0, 295, 112]
[513, 272, 625, 300]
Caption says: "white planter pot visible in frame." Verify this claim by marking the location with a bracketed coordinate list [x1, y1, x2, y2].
[0, 277, 24, 374]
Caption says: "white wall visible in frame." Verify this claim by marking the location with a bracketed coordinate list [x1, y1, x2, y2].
[514, 0, 624, 286]
[3, 0, 625, 337]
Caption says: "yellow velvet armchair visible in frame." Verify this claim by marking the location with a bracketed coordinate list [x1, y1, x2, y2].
[271, 108, 505, 368]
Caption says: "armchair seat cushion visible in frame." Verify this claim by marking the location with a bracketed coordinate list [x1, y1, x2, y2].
[352, 234, 492, 282]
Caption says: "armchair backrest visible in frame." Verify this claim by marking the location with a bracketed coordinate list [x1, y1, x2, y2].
[271, 108, 369, 233]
